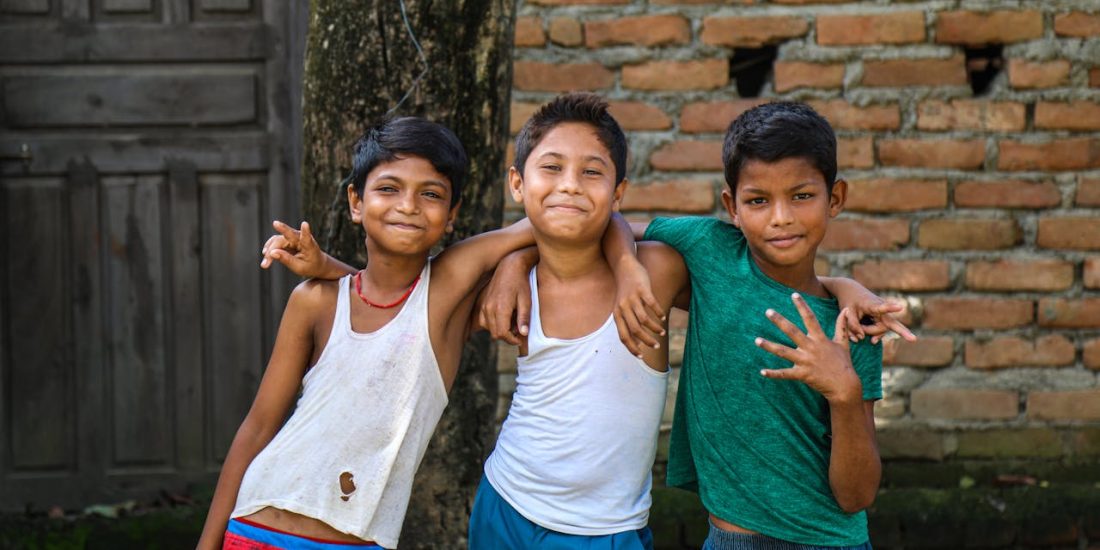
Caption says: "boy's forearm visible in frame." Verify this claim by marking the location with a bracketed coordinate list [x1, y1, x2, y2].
[603, 213, 639, 272]
[196, 421, 275, 549]
[318, 255, 357, 279]
[821, 277, 872, 305]
[827, 400, 881, 513]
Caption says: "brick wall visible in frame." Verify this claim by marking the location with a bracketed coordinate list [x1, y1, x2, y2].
[497, 0, 1100, 508]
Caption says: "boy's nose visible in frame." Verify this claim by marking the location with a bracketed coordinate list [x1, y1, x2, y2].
[770, 201, 794, 226]
[396, 191, 419, 213]
[557, 171, 582, 194]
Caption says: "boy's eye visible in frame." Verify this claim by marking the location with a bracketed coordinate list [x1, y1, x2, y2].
[794, 193, 813, 200]
[746, 197, 767, 205]
[422, 191, 443, 199]
[540, 164, 561, 172]
[378, 185, 398, 193]
[583, 168, 603, 176]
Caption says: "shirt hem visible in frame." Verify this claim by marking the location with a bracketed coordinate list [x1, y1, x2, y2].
[231, 500, 397, 549]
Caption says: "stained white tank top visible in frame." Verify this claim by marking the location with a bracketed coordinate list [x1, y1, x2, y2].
[484, 267, 669, 536]
[231, 263, 446, 549]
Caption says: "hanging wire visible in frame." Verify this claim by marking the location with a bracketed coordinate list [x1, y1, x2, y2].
[386, 0, 430, 116]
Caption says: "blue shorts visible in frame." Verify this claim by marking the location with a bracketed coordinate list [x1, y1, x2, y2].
[703, 521, 872, 550]
[224, 517, 383, 549]
[468, 475, 654, 550]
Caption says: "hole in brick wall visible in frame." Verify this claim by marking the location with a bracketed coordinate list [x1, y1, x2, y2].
[730, 46, 778, 98]
[964, 45, 1004, 96]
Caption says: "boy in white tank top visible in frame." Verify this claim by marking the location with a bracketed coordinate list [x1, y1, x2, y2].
[196, 117, 541, 549]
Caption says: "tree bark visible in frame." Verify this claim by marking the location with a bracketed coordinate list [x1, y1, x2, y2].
[301, 1, 514, 546]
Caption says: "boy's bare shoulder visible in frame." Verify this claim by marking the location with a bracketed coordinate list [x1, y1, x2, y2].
[637, 241, 685, 269]
[287, 278, 341, 318]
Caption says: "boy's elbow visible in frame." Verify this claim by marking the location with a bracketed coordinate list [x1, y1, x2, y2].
[837, 492, 876, 514]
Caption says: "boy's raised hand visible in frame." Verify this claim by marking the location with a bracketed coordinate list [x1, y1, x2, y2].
[476, 249, 535, 346]
[612, 257, 666, 358]
[757, 294, 863, 406]
[260, 220, 327, 278]
[844, 299, 915, 345]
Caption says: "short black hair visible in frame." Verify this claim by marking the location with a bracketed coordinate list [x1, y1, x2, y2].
[513, 92, 628, 184]
[722, 102, 837, 195]
[346, 117, 468, 207]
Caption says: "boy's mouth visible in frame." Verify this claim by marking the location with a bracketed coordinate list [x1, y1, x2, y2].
[388, 222, 423, 232]
[546, 203, 587, 214]
[766, 234, 802, 248]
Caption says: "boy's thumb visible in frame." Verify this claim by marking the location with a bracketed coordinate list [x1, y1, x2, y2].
[517, 299, 531, 336]
[834, 308, 850, 346]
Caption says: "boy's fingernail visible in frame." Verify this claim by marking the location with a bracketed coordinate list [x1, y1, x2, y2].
[759, 370, 768, 377]
[519, 326, 529, 335]
[792, 293, 801, 300]
[765, 309, 774, 317]
[754, 337, 763, 346]
[653, 343, 660, 349]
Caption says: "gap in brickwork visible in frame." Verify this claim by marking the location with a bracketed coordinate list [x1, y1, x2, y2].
[964, 44, 1004, 96]
[730, 46, 778, 98]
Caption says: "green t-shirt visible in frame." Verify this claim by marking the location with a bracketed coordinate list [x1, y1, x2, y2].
[645, 216, 882, 547]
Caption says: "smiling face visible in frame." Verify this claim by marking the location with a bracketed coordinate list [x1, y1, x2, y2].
[347, 154, 459, 257]
[510, 122, 625, 245]
[722, 156, 846, 280]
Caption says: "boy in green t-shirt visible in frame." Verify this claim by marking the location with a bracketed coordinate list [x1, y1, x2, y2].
[600, 102, 910, 548]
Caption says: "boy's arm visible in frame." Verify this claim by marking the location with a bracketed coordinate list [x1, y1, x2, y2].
[755, 294, 881, 513]
[195, 282, 321, 549]
[260, 221, 357, 280]
[474, 246, 539, 345]
[820, 277, 915, 344]
[604, 214, 670, 357]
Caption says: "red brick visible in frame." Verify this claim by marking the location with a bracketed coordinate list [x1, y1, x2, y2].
[998, 138, 1100, 171]
[585, 15, 690, 48]
[1085, 338, 1100, 369]
[879, 139, 985, 170]
[845, 179, 947, 212]
[852, 260, 950, 291]
[1029, 390, 1100, 421]
[1038, 217, 1100, 250]
[680, 99, 769, 134]
[935, 10, 1043, 44]
[820, 219, 909, 251]
[817, 12, 925, 45]
[956, 429, 1063, 458]
[1092, 68, 1100, 88]
[838, 136, 873, 169]
[770, 0, 852, 3]
[548, 17, 583, 47]
[1078, 178, 1100, 206]
[514, 61, 612, 91]
[701, 16, 809, 47]
[528, 0, 628, 4]
[862, 55, 967, 87]
[883, 336, 954, 367]
[651, 0, 752, 4]
[620, 180, 715, 213]
[965, 335, 1075, 368]
[1008, 59, 1070, 89]
[807, 100, 899, 131]
[910, 388, 1018, 420]
[607, 101, 671, 131]
[1086, 257, 1100, 289]
[510, 102, 540, 134]
[1036, 101, 1100, 131]
[918, 219, 1020, 250]
[515, 17, 546, 47]
[1054, 12, 1100, 37]
[1038, 298, 1100, 328]
[966, 260, 1074, 292]
[649, 141, 723, 171]
[623, 59, 728, 91]
[954, 180, 1061, 209]
[917, 100, 1026, 132]
[922, 298, 1033, 330]
[774, 62, 845, 93]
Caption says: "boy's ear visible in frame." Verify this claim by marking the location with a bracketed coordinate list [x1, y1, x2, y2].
[446, 199, 462, 233]
[720, 188, 740, 228]
[347, 183, 362, 223]
[611, 178, 629, 212]
[507, 166, 524, 204]
[828, 179, 847, 218]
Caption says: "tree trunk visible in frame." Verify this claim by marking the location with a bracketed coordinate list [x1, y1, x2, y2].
[300, 1, 514, 546]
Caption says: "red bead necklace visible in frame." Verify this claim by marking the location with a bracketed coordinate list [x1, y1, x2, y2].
[353, 270, 420, 309]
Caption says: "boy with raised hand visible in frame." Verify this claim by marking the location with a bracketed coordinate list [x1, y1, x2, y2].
[197, 117, 540, 549]
[605, 102, 903, 549]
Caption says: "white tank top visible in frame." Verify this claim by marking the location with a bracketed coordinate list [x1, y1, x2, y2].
[232, 263, 447, 549]
[485, 267, 669, 536]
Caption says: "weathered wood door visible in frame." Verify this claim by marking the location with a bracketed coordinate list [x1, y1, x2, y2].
[0, 0, 304, 510]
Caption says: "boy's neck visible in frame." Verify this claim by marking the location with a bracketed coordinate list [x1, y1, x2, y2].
[533, 237, 608, 282]
[749, 251, 829, 298]
[361, 247, 428, 290]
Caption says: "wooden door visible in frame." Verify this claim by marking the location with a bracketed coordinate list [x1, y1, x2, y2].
[0, 0, 304, 509]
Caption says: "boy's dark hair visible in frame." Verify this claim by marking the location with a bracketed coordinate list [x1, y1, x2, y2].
[346, 117, 468, 207]
[722, 102, 837, 195]
[513, 92, 628, 184]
